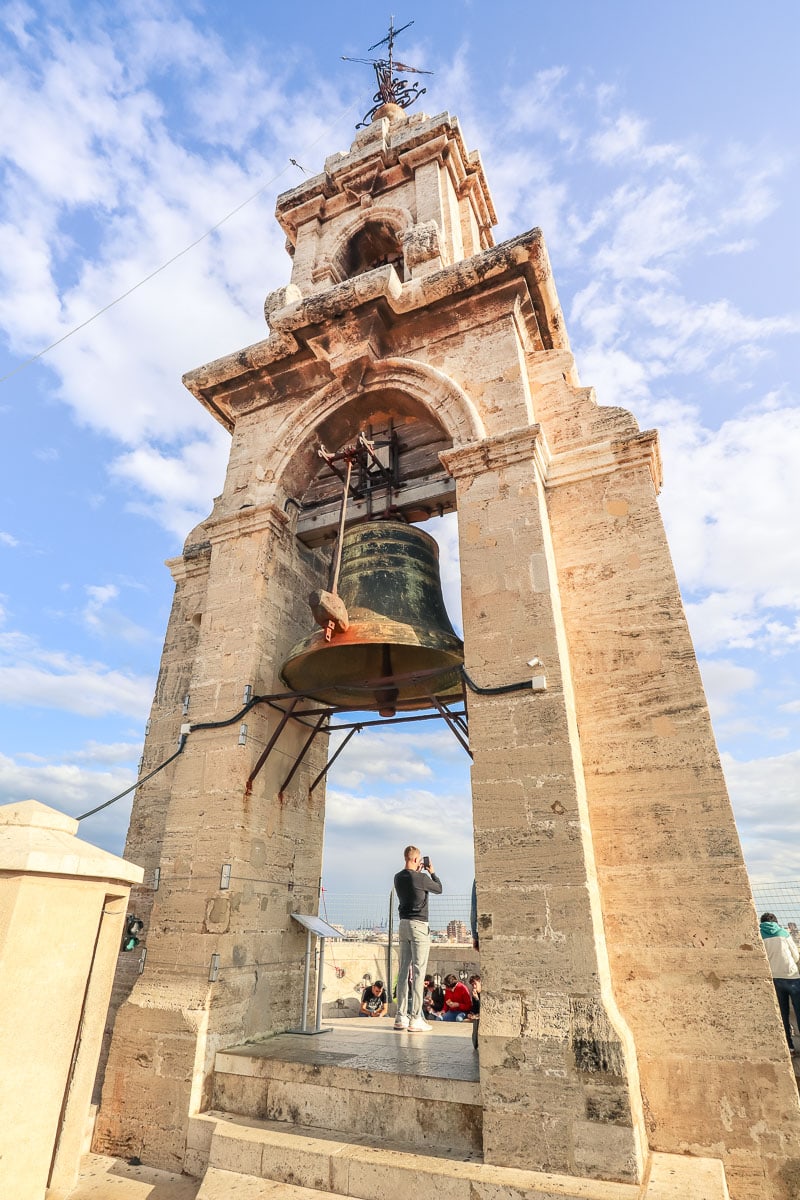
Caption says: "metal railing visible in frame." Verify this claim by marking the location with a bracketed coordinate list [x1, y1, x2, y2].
[319, 890, 473, 942]
[751, 881, 800, 925]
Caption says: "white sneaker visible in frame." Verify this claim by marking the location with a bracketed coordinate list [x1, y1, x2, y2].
[408, 1016, 432, 1032]
[394, 1015, 409, 1030]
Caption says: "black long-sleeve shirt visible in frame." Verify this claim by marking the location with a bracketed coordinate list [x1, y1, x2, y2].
[394, 867, 442, 922]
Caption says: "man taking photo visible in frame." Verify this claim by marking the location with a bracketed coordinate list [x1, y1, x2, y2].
[393, 845, 442, 1033]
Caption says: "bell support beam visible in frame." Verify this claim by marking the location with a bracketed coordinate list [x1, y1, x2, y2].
[295, 471, 456, 546]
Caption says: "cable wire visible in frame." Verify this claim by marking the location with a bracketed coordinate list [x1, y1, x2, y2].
[0, 101, 356, 385]
[460, 665, 534, 696]
[76, 735, 187, 821]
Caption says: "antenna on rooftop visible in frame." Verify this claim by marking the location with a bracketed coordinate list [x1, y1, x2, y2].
[342, 16, 432, 128]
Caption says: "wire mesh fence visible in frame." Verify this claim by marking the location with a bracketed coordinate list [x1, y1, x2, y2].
[319, 883, 800, 944]
[751, 881, 800, 926]
[318, 891, 473, 943]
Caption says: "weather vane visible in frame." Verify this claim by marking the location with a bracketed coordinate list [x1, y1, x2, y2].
[342, 17, 432, 128]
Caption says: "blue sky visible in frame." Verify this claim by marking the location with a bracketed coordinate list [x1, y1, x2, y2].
[1, 0, 799, 898]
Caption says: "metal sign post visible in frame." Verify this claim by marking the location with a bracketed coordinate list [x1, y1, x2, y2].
[290, 913, 343, 1035]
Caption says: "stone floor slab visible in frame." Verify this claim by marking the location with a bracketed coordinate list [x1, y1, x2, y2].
[65, 1153, 200, 1200]
[219, 1015, 479, 1082]
[643, 1152, 729, 1199]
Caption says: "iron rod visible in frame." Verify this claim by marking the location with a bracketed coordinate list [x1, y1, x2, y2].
[328, 709, 466, 730]
[278, 712, 330, 795]
[429, 694, 473, 758]
[315, 937, 326, 1032]
[309, 725, 361, 793]
[246, 697, 298, 789]
[386, 889, 394, 1014]
[300, 927, 311, 1033]
[328, 459, 353, 593]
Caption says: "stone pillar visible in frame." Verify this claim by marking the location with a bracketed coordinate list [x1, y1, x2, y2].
[98, 532, 211, 1090]
[0, 800, 143, 1200]
[95, 504, 329, 1171]
[443, 428, 646, 1184]
[546, 433, 800, 1199]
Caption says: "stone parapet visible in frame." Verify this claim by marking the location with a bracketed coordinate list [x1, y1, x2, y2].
[0, 801, 142, 1200]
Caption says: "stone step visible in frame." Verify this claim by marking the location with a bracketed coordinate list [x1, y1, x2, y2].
[191, 1112, 730, 1200]
[197, 1166, 347, 1199]
[210, 1032, 482, 1158]
[195, 1111, 632, 1199]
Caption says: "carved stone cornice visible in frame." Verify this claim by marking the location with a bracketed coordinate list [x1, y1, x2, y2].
[275, 112, 497, 241]
[166, 546, 212, 586]
[202, 502, 290, 547]
[441, 425, 547, 480]
[546, 429, 662, 493]
[182, 228, 569, 430]
[440, 425, 662, 494]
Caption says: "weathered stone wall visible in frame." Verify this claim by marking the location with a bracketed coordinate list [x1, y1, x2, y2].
[544, 426, 800, 1199]
[446, 432, 646, 1183]
[97, 529, 209, 1098]
[95, 505, 331, 1171]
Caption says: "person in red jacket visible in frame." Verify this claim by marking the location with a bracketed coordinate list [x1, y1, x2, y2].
[437, 973, 473, 1021]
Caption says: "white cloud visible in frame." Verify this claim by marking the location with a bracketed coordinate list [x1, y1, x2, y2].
[322, 780, 474, 895]
[657, 402, 800, 653]
[593, 179, 709, 280]
[82, 583, 153, 644]
[0, 630, 153, 717]
[0, 747, 136, 853]
[698, 659, 758, 719]
[111, 432, 230, 537]
[724, 748, 800, 880]
[328, 725, 465, 790]
[589, 112, 698, 173]
[0, 4, 349, 545]
[424, 512, 462, 634]
[0, 531, 19, 547]
[502, 67, 579, 148]
[69, 740, 141, 764]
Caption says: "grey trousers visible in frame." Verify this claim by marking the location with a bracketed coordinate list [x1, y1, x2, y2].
[396, 918, 431, 1021]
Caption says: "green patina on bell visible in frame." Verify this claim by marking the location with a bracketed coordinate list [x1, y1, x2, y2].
[280, 520, 463, 715]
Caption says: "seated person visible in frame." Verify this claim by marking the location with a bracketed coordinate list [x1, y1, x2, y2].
[468, 974, 481, 1020]
[422, 974, 445, 1019]
[437, 973, 473, 1021]
[359, 979, 388, 1018]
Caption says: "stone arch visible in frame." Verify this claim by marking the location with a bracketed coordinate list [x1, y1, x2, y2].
[327, 207, 413, 283]
[268, 357, 486, 502]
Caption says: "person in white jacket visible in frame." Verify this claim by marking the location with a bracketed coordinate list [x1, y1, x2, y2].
[760, 911, 800, 1052]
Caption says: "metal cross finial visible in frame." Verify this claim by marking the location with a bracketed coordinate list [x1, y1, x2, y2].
[342, 17, 433, 128]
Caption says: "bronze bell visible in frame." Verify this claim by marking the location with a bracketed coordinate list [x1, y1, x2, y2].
[280, 520, 463, 715]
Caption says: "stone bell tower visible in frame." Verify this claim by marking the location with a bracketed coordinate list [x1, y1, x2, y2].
[95, 100, 800, 1200]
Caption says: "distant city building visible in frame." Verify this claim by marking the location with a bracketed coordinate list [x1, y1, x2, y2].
[446, 919, 469, 943]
